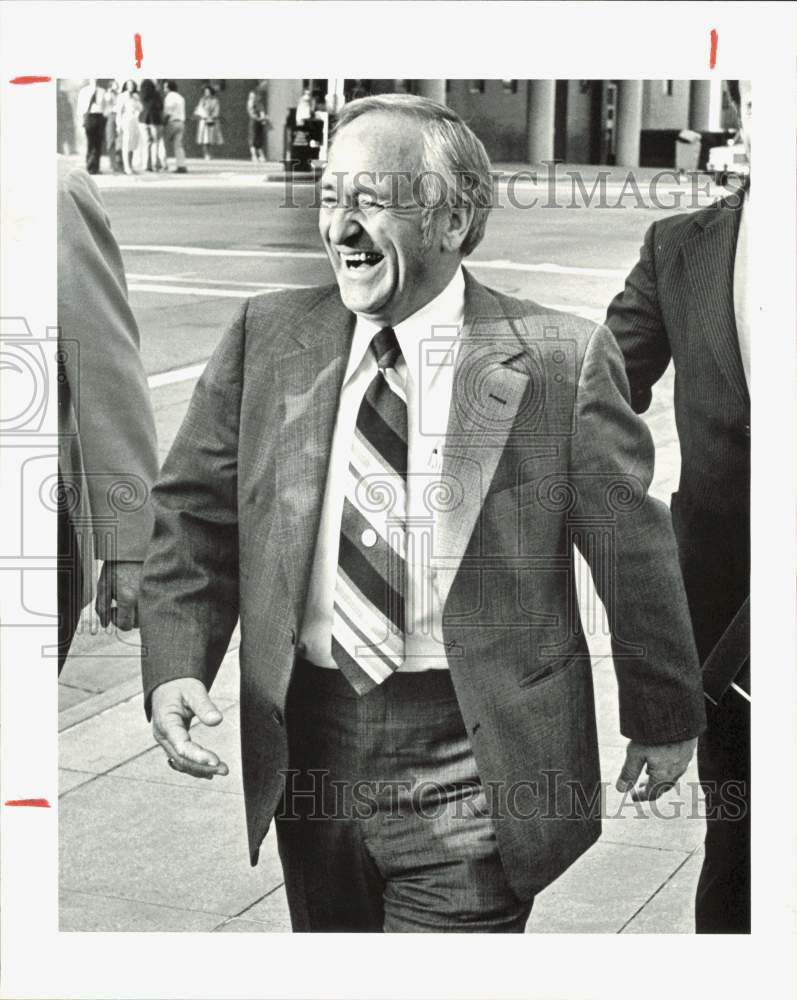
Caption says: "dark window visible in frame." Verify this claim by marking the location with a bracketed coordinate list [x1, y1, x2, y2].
[501, 79, 518, 94]
[469, 80, 485, 94]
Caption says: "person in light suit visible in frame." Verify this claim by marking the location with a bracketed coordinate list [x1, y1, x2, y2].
[140, 95, 705, 933]
[57, 157, 158, 673]
[606, 80, 752, 934]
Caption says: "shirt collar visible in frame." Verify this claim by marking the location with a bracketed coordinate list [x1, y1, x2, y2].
[347, 266, 465, 387]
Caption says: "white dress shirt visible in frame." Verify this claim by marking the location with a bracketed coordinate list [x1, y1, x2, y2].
[300, 266, 466, 671]
[77, 84, 107, 118]
[733, 197, 751, 391]
[163, 90, 186, 123]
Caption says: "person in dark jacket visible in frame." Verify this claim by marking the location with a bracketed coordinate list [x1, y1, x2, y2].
[605, 80, 751, 934]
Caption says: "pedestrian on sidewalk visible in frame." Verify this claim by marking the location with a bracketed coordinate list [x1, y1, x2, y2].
[76, 79, 107, 174]
[140, 94, 705, 935]
[163, 80, 187, 173]
[246, 80, 269, 163]
[117, 80, 142, 175]
[139, 79, 165, 172]
[295, 87, 315, 126]
[156, 81, 170, 168]
[606, 79, 752, 935]
[193, 84, 224, 160]
[57, 157, 158, 674]
[103, 80, 123, 173]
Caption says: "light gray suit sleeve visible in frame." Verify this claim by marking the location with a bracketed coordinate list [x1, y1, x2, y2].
[570, 323, 706, 744]
[139, 302, 248, 717]
[57, 161, 158, 560]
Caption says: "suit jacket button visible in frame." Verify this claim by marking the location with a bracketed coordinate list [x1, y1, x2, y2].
[271, 709, 284, 727]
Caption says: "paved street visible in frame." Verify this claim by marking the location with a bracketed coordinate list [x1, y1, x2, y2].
[59, 155, 720, 933]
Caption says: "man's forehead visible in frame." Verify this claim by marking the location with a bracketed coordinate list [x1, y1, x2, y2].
[327, 113, 423, 173]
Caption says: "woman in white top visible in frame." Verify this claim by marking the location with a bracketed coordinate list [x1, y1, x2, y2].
[116, 80, 142, 174]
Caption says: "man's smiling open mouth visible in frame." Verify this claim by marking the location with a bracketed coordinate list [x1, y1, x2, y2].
[341, 251, 385, 270]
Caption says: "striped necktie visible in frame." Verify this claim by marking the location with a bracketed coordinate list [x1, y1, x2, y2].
[331, 327, 407, 695]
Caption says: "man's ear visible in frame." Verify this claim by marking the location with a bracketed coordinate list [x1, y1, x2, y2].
[440, 203, 473, 254]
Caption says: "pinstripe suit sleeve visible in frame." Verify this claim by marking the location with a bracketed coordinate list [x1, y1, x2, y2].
[139, 302, 248, 718]
[605, 222, 672, 415]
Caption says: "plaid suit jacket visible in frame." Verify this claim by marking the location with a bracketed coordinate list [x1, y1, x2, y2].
[140, 271, 705, 899]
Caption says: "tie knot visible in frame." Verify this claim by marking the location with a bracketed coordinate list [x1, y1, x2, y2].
[371, 327, 401, 370]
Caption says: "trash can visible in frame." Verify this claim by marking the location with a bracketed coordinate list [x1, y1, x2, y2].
[675, 129, 702, 172]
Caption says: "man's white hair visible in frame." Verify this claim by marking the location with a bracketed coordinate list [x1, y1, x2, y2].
[331, 93, 494, 256]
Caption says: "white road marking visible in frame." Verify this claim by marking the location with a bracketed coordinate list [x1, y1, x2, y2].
[469, 259, 625, 278]
[148, 363, 207, 389]
[128, 283, 282, 299]
[122, 244, 327, 260]
[127, 274, 313, 290]
[126, 272, 196, 281]
[121, 244, 624, 277]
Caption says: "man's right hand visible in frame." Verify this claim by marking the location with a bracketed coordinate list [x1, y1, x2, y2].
[151, 678, 229, 780]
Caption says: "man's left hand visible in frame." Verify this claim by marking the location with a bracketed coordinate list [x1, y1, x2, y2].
[96, 560, 144, 630]
[615, 737, 698, 801]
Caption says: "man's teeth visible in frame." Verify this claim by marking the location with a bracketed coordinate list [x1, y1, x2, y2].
[344, 252, 383, 268]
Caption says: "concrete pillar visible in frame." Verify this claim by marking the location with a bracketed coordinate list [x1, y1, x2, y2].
[526, 80, 555, 164]
[266, 79, 304, 161]
[615, 79, 644, 167]
[415, 80, 446, 105]
[689, 80, 713, 131]
[326, 78, 346, 115]
[690, 78, 723, 131]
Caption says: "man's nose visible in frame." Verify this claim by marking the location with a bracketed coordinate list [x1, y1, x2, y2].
[325, 206, 364, 246]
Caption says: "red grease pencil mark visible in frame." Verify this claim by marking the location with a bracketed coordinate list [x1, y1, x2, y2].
[709, 29, 718, 69]
[10, 76, 51, 85]
[5, 798, 50, 807]
[134, 33, 143, 69]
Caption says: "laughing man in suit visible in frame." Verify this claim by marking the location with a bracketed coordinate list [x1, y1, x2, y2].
[606, 81, 752, 933]
[140, 94, 706, 933]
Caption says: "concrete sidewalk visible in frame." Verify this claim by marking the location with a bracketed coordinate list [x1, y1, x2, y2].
[60, 648, 705, 935]
[59, 627, 705, 934]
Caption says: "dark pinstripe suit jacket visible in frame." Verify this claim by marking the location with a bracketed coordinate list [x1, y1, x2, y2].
[141, 272, 706, 900]
[606, 195, 749, 667]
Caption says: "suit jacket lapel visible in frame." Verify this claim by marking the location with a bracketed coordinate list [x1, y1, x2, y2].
[682, 199, 749, 407]
[275, 292, 353, 612]
[435, 273, 530, 610]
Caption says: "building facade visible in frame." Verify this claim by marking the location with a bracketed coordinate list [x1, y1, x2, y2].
[57, 78, 737, 168]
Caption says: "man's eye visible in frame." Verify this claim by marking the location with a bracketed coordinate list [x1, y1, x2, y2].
[356, 195, 382, 212]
